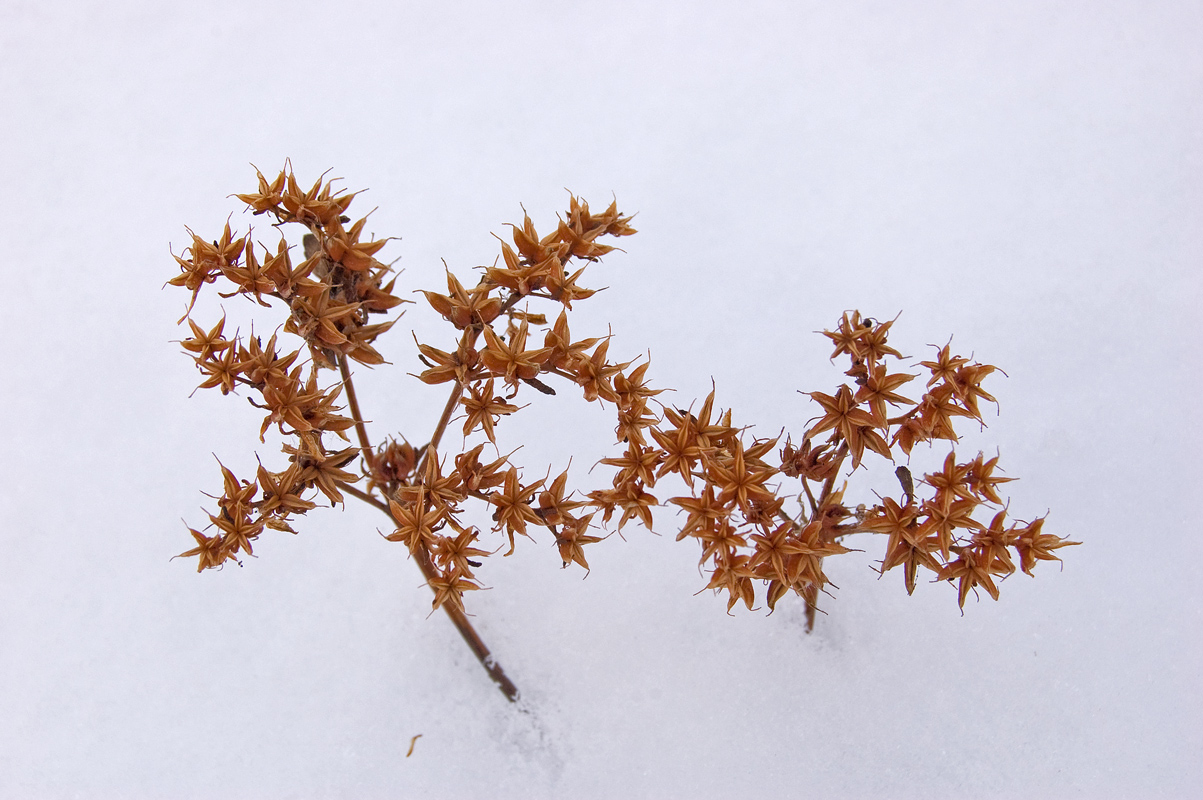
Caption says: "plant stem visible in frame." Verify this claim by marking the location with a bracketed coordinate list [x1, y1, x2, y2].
[336, 352, 518, 702]
[427, 378, 463, 458]
[801, 479, 819, 519]
[817, 442, 850, 506]
[338, 355, 373, 465]
[418, 288, 522, 469]
[382, 284, 550, 694]
[803, 442, 850, 632]
[339, 481, 520, 701]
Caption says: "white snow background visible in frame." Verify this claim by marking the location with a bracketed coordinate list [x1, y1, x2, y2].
[1, 0, 1199, 797]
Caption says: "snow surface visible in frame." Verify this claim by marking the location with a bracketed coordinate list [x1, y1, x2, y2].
[1, 0, 1200, 796]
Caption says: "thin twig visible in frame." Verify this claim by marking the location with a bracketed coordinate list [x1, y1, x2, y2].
[801, 479, 819, 519]
[340, 481, 389, 514]
[338, 354, 374, 465]
[427, 379, 463, 459]
[817, 443, 850, 507]
[420, 288, 526, 468]
[803, 442, 850, 633]
[337, 480, 521, 701]
[336, 344, 518, 703]
[413, 547, 520, 701]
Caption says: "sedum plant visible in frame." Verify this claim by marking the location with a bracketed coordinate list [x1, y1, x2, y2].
[168, 164, 1078, 701]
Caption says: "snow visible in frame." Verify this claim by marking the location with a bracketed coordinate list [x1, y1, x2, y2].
[1, 0, 1199, 796]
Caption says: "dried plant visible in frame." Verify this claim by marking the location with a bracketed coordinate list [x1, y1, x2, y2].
[168, 164, 1079, 701]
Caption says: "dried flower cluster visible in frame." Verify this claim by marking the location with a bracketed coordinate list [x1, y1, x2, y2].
[169, 164, 1077, 700]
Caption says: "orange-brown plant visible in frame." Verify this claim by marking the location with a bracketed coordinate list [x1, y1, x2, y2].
[169, 164, 1079, 701]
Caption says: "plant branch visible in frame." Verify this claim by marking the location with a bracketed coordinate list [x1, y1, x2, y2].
[801, 479, 819, 519]
[338, 354, 374, 464]
[427, 379, 463, 459]
[803, 441, 850, 633]
[420, 288, 525, 468]
[818, 443, 850, 506]
[338, 479, 521, 702]
[339, 481, 389, 514]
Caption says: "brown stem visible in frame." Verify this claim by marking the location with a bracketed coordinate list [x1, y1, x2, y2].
[336, 337, 520, 703]
[801, 479, 819, 519]
[338, 354, 374, 465]
[338, 481, 521, 701]
[339, 481, 390, 514]
[426, 379, 463, 460]
[801, 582, 820, 633]
[378, 283, 550, 693]
[803, 441, 850, 633]
[817, 443, 850, 506]
[413, 547, 520, 701]
[418, 289, 524, 469]
[775, 506, 800, 531]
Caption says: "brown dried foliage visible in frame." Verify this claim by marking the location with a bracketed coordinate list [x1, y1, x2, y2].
[170, 164, 1078, 701]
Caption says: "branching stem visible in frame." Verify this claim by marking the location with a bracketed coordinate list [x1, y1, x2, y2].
[427, 378, 463, 459]
[338, 354, 373, 466]
[802, 441, 850, 632]
[420, 287, 526, 469]
[334, 359, 520, 702]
